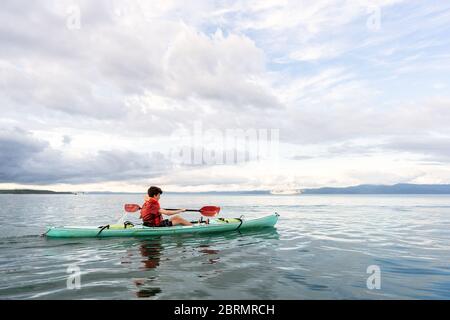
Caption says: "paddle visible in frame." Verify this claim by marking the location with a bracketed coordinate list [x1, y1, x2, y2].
[124, 204, 220, 217]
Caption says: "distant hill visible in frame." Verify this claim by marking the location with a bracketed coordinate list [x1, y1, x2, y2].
[302, 184, 450, 194]
[0, 189, 73, 194]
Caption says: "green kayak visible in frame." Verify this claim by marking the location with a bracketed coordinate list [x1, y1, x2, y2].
[45, 213, 279, 238]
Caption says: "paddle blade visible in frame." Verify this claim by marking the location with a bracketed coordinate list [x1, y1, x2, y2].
[199, 206, 220, 217]
[124, 204, 141, 213]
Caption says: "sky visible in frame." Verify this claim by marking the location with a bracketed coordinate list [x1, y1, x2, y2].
[1, 0, 450, 192]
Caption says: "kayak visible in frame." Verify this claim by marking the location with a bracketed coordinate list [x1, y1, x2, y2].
[45, 213, 279, 238]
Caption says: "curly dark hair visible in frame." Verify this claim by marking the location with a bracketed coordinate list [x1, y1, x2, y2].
[148, 186, 163, 197]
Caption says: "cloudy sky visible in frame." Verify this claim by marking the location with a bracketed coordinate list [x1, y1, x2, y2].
[1, 0, 450, 192]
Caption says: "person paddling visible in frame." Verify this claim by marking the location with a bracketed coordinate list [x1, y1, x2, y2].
[140, 186, 192, 227]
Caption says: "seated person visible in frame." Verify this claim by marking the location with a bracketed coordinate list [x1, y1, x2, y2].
[140, 186, 192, 227]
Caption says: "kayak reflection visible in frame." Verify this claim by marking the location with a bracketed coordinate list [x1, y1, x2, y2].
[134, 285, 162, 298]
[198, 244, 220, 264]
[133, 238, 163, 298]
[127, 226, 280, 298]
[139, 238, 163, 269]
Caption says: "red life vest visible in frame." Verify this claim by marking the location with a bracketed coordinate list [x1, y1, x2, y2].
[140, 197, 162, 226]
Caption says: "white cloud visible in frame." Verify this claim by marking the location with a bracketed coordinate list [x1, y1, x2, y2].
[288, 43, 345, 62]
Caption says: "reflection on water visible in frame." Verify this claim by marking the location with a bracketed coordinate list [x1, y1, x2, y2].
[135, 286, 162, 298]
[140, 239, 163, 270]
[198, 244, 220, 265]
[134, 238, 163, 298]
[129, 228, 279, 299]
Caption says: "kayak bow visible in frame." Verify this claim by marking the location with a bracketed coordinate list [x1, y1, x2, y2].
[45, 213, 279, 238]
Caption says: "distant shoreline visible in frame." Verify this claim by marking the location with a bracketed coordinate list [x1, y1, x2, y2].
[2, 183, 450, 195]
[0, 189, 74, 194]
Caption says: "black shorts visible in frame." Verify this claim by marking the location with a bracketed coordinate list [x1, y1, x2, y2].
[143, 219, 173, 227]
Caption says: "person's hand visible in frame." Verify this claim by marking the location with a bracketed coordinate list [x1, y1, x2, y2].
[180, 208, 186, 212]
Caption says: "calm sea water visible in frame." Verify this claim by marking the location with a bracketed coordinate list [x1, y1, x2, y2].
[0, 194, 449, 300]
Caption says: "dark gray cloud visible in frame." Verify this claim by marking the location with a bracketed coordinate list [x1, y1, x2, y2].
[62, 135, 72, 145]
[0, 127, 48, 182]
[0, 126, 172, 184]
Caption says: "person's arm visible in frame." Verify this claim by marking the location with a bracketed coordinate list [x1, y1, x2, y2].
[159, 208, 186, 216]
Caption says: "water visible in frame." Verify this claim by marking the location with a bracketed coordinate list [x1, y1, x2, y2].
[0, 194, 449, 299]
